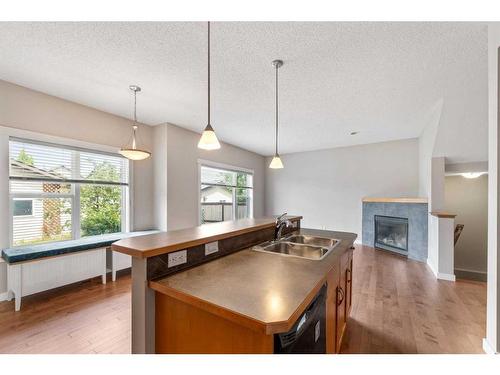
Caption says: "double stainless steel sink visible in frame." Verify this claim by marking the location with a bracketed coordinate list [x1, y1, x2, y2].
[252, 234, 340, 261]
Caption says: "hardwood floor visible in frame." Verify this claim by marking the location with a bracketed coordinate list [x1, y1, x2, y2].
[340, 245, 487, 354]
[0, 245, 486, 354]
[0, 272, 131, 354]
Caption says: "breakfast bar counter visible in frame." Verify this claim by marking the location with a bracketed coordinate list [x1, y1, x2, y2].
[150, 229, 356, 335]
[112, 216, 356, 354]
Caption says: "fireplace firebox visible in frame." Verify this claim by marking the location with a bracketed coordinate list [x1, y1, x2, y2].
[374, 215, 409, 255]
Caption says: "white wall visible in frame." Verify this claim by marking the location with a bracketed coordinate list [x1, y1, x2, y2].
[265, 138, 420, 239]
[428, 24, 488, 165]
[156, 123, 266, 231]
[0, 80, 156, 296]
[486, 22, 500, 354]
[153, 124, 168, 231]
[426, 157, 447, 277]
[445, 174, 488, 278]
[418, 99, 442, 204]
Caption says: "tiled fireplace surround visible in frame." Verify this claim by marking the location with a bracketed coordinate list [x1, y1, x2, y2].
[362, 198, 428, 262]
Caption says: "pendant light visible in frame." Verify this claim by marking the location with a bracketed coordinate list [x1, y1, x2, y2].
[119, 85, 151, 161]
[198, 21, 221, 150]
[269, 59, 284, 169]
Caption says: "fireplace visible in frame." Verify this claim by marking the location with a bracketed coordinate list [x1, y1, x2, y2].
[362, 199, 427, 261]
[374, 215, 409, 255]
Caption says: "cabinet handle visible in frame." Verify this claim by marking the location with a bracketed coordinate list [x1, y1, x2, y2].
[337, 286, 344, 306]
[347, 269, 352, 283]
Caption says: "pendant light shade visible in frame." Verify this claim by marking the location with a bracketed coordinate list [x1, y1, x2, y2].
[269, 155, 284, 169]
[198, 22, 221, 150]
[198, 124, 221, 150]
[120, 85, 151, 161]
[269, 59, 284, 169]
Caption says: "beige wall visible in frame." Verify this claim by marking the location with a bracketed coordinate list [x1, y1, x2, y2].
[0, 79, 155, 231]
[265, 138, 420, 238]
[161, 123, 266, 231]
[445, 175, 488, 278]
[0, 79, 156, 295]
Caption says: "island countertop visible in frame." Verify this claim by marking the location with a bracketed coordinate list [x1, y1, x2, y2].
[149, 228, 357, 335]
[112, 216, 302, 258]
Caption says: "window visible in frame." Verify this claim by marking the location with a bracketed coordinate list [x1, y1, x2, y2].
[9, 137, 129, 246]
[200, 164, 253, 224]
[13, 199, 33, 216]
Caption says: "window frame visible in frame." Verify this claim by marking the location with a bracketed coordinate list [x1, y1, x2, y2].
[8, 136, 131, 247]
[197, 159, 254, 225]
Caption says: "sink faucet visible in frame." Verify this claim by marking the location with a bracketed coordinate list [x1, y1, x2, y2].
[275, 212, 293, 241]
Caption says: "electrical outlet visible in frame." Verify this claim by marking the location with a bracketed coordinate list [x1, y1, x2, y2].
[205, 241, 219, 256]
[168, 250, 187, 268]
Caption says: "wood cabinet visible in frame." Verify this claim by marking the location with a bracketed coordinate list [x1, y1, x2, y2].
[331, 245, 354, 353]
[326, 264, 340, 353]
[154, 241, 355, 354]
[346, 254, 353, 316]
[336, 268, 347, 352]
[326, 243, 355, 353]
[155, 293, 274, 353]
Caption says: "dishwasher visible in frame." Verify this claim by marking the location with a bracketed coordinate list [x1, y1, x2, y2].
[274, 284, 327, 354]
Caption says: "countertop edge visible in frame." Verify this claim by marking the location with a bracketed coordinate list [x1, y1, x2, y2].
[112, 216, 303, 258]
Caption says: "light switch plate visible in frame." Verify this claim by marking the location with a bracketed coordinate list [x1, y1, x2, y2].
[168, 250, 187, 268]
[205, 241, 219, 256]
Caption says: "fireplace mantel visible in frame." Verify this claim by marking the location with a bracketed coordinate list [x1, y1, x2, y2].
[362, 197, 428, 204]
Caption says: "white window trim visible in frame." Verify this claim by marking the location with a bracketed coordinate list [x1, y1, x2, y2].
[3, 126, 132, 247]
[197, 159, 254, 225]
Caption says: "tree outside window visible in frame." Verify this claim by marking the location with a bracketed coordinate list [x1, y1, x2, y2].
[80, 162, 122, 236]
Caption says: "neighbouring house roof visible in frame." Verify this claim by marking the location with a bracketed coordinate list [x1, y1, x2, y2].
[10, 159, 66, 179]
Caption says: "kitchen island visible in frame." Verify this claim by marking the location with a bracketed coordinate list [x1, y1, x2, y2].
[112, 216, 356, 354]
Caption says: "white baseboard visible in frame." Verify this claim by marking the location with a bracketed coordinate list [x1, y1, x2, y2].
[483, 338, 497, 354]
[426, 258, 456, 281]
[455, 268, 487, 282]
[427, 258, 438, 277]
[0, 291, 8, 302]
[437, 272, 456, 281]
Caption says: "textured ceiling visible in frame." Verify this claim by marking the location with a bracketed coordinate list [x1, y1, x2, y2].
[0, 22, 488, 157]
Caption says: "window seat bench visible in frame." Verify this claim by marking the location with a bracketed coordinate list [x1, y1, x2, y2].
[1, 230, 160, 311]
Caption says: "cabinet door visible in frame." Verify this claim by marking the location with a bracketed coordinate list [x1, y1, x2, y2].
[346, 254, 353, 316]
[326, 266, 339, 353]
[336, 270, 346, 352]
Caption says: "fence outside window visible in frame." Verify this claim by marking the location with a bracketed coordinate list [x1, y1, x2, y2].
[199, 164, 253, 224]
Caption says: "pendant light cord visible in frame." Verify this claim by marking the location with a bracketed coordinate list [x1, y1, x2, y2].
[275, 63, 279, 156]
[207, 21, 211, 126]
[132, 88, 137, 149]
[133, 89, 137, 123]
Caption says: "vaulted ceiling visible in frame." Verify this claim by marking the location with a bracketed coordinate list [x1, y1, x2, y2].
[0, 22, 488, 159]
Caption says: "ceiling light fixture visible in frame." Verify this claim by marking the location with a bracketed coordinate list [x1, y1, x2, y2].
[461, 172, 487, 179]
[198, 21, 221, 150]
[269, 59, 284, 169]
[119, 85, 151, 161]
